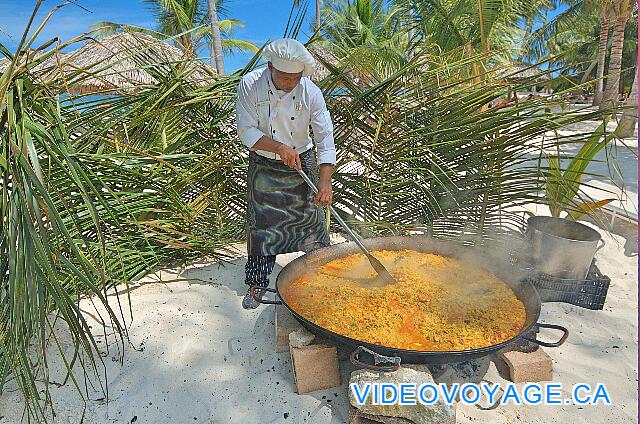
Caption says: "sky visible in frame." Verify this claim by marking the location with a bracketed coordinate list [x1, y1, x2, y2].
[1, 1, 567, 73]
[0, 0, 313, 73]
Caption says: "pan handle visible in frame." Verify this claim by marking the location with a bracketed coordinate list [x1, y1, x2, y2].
[522, 323, 569, 348]
[249, 285, 282, 305]
[350, 346, 401, 372]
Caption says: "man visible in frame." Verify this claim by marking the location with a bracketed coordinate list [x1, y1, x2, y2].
[235, 38, 336, 309]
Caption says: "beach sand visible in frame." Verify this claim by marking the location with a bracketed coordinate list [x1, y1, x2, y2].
[0, 224, 636, 423]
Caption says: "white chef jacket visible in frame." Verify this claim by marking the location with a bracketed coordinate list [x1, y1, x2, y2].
[236, 67, 337, 165]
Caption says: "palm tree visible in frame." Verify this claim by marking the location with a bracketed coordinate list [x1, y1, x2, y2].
[93, 0, 257, 65]
[407, 0, 553, 57]
[293, 0, 322, 30]
[592, 2, 612, 105]
[523, 0, 637, 103]
[616, 70, 638, 137]
[206, 0, 225, 74]
[319, 0, 409, 79]
[1, 6, 246, 419]
[316, 0, 322, 30]
[600, 0, 634, 109]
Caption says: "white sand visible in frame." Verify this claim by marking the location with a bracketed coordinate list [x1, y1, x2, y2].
[458, 223, 638, 423]
[0, 224, 636, 423]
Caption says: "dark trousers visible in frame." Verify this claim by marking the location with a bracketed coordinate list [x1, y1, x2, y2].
[245, 255, 276, 287]
[244, 239, 330, 287]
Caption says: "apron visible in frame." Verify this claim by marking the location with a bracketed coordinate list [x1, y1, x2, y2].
[246, 149, 330, 256]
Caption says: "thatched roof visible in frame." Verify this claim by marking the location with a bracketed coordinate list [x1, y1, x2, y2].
[0, 50, 67, 75]
[64, 33, 215, 93]
[1, 33, 216, 94]
[497, 61, 551, 82]
[308, 44, 341, 83]
[307, 44, 375, 88]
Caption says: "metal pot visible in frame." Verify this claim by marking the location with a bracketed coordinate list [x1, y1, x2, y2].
[254, 236, 568, 369]
[526, 216, 605, 280]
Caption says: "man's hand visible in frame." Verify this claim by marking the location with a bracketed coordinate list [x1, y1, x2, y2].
[276, 144, 302, 170]
[314, 164, 334, 206]
[314, 179, 333, 206]
[252, 136, 301, 170]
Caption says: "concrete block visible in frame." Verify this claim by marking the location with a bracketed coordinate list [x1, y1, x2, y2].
[290, 343, 341, 394]
[289, 328, 315, 348]
[275, 304, 302, 353]
[498, 347, 553, 383]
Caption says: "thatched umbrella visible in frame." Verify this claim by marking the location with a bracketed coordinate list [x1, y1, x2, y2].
[495, 61, 552, 97]
[0, 50, 67, 76]
[1, 33, 216, 94]
[308, 44, 340, 83]
[308, 44, 373, 88]
[62, 32, 216, 94]
[497, 61, 551, 82]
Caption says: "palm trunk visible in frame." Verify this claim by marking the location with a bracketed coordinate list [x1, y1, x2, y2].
[476, 0, 488, 54]
[616, 69, 638, 138]
[407, 4, 415, 59]
[592, 15, 609, 106]
[316, 0, 321, 30]
[581, 59, 598, 84]
[600, 2, 630, 110]
[207, 0, 225, 75]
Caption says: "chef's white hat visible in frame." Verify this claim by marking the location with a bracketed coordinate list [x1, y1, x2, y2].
[263, 38, 315, 77]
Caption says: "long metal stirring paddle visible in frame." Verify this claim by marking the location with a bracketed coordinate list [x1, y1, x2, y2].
[297, 169, 396, 287]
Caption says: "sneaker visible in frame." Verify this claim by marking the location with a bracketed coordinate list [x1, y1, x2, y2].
[242, 286, 266, 310]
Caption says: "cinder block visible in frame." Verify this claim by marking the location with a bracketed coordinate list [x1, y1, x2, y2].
[289, 328, 315, 348]
[275, 304, 302, 352]
[498, 347, 553, 383]
[290, 343, 340, 394]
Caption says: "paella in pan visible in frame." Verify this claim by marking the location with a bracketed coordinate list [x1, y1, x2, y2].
[283, 250, 527, 351]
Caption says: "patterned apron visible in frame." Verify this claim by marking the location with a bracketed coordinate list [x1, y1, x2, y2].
[246, 149, 330, 256]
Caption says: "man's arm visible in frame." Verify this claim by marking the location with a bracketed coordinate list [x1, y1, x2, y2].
[236, 77, 266, 149]
[316, 164, 333, 206]
[310, 87, 337, 206]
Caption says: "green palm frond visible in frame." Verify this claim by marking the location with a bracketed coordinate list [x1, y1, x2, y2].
[544, 120, 616, 218]
[220, 39, 260, 54]
[91, 22, 169, 40]
[316, 47, 615, 240]
[1, 7, 241, 420]
[522, 1, 597, 61]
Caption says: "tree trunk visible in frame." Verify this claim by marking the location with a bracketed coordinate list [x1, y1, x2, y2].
[207, 0, 225, 75]
[592, 15, 609, 106]
[600, 1, 630, 110]
[316, 0, 321, 30]
[581, 59, 598, 84]
[407, 3, 414, 59]
[476, 0, 488, 54]
[616, 69, 638, 138]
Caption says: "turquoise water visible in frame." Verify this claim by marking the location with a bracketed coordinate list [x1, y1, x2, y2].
[58, 93, 123, 112]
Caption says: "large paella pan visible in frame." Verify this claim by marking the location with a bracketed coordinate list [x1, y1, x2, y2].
[252, 236, 568, 368]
